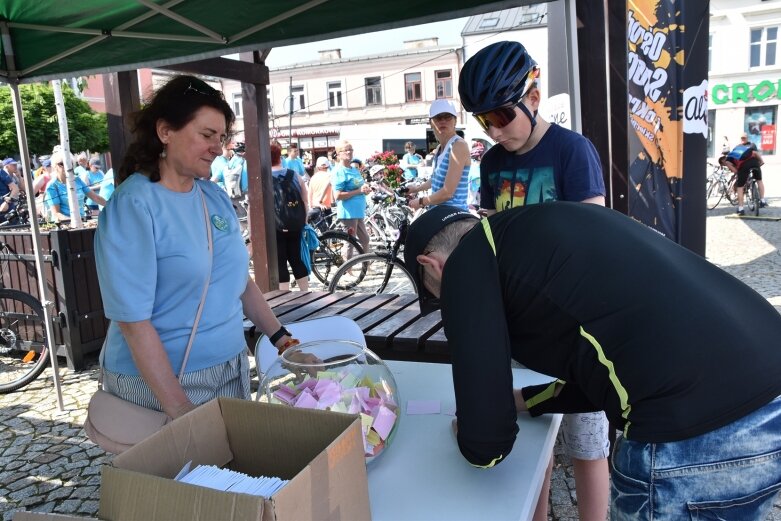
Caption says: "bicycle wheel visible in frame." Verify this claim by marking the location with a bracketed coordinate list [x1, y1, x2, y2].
[328, 253, 417, 295]
[310, 231, 364, 285]
[0, 289, 49, 393]
[749, 180, 760, 216]
[706, 179, 724, 210]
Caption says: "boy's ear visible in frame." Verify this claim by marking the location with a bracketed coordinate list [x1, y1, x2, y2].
[525, 85, 541, 109]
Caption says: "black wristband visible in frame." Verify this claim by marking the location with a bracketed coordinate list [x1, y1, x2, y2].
[269, 325, 291, 345]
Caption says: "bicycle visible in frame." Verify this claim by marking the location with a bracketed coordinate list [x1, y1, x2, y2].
[743, 167, 761, 217]
[309, 229, 364, 286]
[327, 187, 417, 296]
[0, 192, 31, 228]
[705, 162, 737, 210]
[0, 272, 49, 393]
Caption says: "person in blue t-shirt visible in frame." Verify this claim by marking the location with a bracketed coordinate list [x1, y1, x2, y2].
[283, 143, 307, 182]
[0, 158, 21, 216]
[210, 145, 230, 190]
[459, 40, 608, 521]
[45, 150, 107, 221]
[98, 168, 115, 209]
[94, 75, 299, 422]
[73, 153, 90, 183]
[332, 140, 371, 256]
[82, 158, 106, 212]
[400, 141, 424, 181]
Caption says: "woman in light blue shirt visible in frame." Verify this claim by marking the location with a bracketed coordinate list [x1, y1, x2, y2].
[95, 75, 297, 421]
[331, 140, 371, 255]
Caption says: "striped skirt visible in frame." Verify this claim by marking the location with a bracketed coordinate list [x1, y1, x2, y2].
[102, 350, 251, 412]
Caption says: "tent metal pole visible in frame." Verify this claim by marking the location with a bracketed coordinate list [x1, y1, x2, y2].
[9, 82, 65, 411]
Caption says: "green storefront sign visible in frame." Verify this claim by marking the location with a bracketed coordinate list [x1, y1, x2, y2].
[711, 79, 781, 104]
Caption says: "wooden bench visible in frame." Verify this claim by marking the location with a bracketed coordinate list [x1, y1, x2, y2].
[246, 290, 451, 363]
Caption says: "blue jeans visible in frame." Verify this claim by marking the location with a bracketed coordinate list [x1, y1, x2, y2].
[611, 395, 781, 520]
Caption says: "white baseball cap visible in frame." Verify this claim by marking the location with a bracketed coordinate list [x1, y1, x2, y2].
[429, 99, 458, 118]
[316, 156, 330, 168]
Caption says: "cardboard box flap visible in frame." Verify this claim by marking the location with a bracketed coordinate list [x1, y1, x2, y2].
[99, 466, 265, 521]
[220, 398, 358, 478]
[113, 399, 233, 478]
[270, 420, 371, 521]
[13, 514, 99, 521]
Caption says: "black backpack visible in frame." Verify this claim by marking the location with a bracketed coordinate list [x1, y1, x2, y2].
[273, 169, 306, 232]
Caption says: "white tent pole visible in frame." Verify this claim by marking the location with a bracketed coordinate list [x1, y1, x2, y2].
[52, 80, 84, 229]
[9, 83, 65, 411]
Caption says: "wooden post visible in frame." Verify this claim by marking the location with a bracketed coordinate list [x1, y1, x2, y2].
[103, 71, 140, 172]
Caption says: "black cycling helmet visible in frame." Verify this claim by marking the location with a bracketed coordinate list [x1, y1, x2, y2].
[458, 41, 540, 126]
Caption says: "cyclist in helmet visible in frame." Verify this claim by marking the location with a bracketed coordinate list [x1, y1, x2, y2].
[459, 40, 609, 521]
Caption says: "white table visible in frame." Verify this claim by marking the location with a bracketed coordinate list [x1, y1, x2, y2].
[368, 361, 562, 521]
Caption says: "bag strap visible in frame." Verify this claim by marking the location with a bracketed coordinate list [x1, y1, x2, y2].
[98, 183, 213, 385]
[176, 184, 213, 376]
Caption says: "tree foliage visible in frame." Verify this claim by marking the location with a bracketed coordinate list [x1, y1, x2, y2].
[0, 82, 109, 159]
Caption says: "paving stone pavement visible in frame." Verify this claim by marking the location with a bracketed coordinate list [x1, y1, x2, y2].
[1, 184, 781, 520]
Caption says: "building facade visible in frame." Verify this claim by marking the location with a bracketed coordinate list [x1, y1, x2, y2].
[709, 0, 781, 164]
[222, 38, 462, 162]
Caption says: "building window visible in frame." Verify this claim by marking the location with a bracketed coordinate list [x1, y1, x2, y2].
[232, 93, 243, 118]
[708, 34, 712, 72]
[750, 26, 778, 67]
[327, 81, 344, 109]
[290, 85, 305, 112]
[745, 105, 776, 155]
[405, 72, 422, 102]
[266, 91, 273, 115]
[479, 17, 500, 29]
[365, 76, 382, 106]
[435, 70, 453, 99]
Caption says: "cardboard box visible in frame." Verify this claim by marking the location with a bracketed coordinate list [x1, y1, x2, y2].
[98, 397, 370, 521]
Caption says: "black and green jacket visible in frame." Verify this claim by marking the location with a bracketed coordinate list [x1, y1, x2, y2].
[441, 202, 781, 468]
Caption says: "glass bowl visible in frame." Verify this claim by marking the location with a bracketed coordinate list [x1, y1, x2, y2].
[258, 340, 400, 463]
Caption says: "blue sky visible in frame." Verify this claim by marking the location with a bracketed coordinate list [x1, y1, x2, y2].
[264, 18, 469, 68]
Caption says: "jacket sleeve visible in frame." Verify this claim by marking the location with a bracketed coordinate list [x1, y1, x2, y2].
[441, 236, 518, 468]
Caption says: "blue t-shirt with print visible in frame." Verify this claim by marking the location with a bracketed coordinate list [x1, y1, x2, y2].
[45, 177, 91, 217]
[479, 123, 605, 210]
[95, 174, 249, 376]
[332, 164, 366, 219]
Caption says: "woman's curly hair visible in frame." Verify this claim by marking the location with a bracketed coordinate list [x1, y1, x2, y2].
[117, 75, 234, 186]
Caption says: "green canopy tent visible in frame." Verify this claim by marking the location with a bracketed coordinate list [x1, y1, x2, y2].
[0, 0, 539, 408]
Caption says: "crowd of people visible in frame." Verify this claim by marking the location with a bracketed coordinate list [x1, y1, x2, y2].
[0, 149, 115, 224]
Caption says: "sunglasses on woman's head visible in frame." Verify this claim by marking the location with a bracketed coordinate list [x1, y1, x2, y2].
[183, 81, 224, 100]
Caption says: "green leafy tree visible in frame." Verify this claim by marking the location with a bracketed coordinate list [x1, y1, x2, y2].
[0, 82, 109, 159]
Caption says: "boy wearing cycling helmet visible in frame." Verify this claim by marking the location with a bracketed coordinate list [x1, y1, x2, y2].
[459, 41, 608, 521]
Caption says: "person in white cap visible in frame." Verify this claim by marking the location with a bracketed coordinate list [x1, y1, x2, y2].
[406, 99, 470, 211]
[307, 155, 334, 232]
